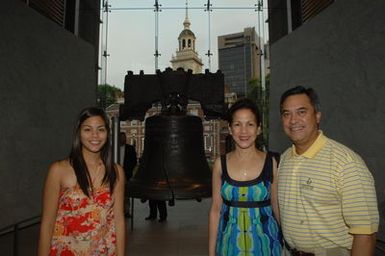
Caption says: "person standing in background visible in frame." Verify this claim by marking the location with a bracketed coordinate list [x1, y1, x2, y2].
[119, 132, 137, 181]
[278, 86, 379, 256]
[119, 132, 137, 217]
[145, 200, 167, 223]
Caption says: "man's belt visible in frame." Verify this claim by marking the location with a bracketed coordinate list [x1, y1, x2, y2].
[285, 241, 315, 256]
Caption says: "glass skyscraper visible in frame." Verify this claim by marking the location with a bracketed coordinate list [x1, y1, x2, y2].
[218, 27, 261, 98]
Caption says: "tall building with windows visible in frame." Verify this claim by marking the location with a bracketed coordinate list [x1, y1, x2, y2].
[218, 27, 261, 98]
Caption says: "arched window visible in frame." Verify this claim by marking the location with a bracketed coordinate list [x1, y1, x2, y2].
[188, 39, 191, 48]
[182, 39, 186, 48]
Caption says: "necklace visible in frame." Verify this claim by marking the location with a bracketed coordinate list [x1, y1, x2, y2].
[89, 161, 103, 191]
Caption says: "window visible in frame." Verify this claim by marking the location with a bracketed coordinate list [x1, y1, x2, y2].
[204, 125, 212, 132]
[204, 135, 213, 150]
[190, 109, 198, 116]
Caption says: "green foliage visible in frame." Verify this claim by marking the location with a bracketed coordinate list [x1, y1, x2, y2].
[247, 78, 260, 103]
[97, 84, 123, 108]
[247, 74, 270, 104]
[246, 74, 271, 148]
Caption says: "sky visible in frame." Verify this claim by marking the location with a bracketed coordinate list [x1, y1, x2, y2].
[100, 0, 269, 90]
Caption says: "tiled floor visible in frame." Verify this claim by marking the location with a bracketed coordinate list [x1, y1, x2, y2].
[0, 198, 211, 256]
[127, 198, 210, 256]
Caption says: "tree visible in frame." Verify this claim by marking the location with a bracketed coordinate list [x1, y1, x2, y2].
[247, 74, 270, 105]
[97, 84, 123, 108]
[246, 74, 271, 149]
[247, 78, 260, 103]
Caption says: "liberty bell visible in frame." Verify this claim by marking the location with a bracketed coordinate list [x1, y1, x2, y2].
[120, 68, 225, 203]
[128, 92, 211, 201]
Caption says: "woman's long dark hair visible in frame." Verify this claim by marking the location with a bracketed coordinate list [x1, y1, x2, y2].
[69, 107, 117, 197]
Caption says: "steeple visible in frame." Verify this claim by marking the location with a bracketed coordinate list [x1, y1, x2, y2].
[183, 0, 190, 29]
[170, 0, 203, 73]
[177, 0, 195, 52]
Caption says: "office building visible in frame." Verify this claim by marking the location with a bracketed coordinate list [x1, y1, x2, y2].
[218, 27, 261, 97]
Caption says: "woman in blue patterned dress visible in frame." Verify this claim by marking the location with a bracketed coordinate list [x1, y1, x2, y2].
[209, 99, 282, 256]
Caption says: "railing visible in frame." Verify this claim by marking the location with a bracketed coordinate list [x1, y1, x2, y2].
[0, 216, 41, 256]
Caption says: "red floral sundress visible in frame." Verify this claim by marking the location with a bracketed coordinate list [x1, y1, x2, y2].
[49, 185, 116, 256]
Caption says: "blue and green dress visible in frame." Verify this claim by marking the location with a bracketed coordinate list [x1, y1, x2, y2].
[216, 152, 282, 256]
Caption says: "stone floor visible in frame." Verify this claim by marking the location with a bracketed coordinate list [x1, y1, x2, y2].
[0, 198, 210, 256]
[1, 198, 385, 255]
[126, 198, 209, 256]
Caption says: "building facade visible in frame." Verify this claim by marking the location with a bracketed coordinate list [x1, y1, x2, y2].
[107, 101, 228, 164]
[218, 27, 261, 98]
[0, 0, 99, 229]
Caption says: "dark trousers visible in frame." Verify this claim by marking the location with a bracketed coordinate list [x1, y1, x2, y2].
[149, 200, 167, 219]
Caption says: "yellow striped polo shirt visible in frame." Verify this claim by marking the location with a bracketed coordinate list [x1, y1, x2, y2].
[278, 131, 379, 252]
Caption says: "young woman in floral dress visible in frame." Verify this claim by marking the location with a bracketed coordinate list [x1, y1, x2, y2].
[38, 107, 125, 256]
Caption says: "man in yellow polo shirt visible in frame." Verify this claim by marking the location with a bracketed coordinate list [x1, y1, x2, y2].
[278, 86, 379, 256]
